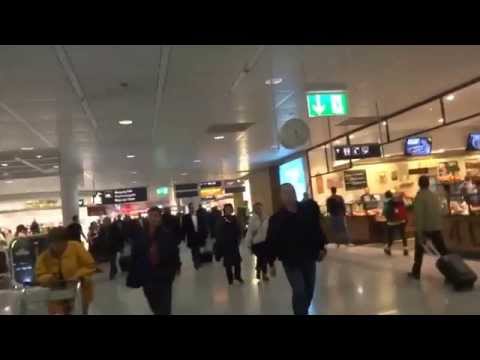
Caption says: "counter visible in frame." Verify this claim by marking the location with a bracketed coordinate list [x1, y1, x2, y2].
[441, 215, 480, 258]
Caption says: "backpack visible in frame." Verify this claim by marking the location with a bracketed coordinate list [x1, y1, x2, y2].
[393, 201, 407, 222]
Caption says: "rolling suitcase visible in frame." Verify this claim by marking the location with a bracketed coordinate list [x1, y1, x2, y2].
[423, 241, 477, 291]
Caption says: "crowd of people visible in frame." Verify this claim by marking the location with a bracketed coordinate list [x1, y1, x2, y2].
[1, 174, 458, 315]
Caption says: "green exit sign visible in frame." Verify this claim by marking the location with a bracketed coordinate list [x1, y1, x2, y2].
[156, 186, 169, 197]
[306, 91, 349, 118]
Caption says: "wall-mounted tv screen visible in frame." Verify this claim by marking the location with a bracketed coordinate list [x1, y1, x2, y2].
[278, 157, 307, 201]
[466, 132, 480, 151]
[404, 137, 432, 156]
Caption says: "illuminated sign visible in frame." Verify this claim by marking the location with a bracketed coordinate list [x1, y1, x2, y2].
[156, 186, 169, 197]
[199, 181, 223, 199]
[224, 180, 245, 194]
[306, 91, 349, 118]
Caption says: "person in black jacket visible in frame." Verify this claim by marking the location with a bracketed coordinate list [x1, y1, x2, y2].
[266, 183, 327, 315]
[127, 207, 181, 315]
[108, 216, 126, 280]
[163, 207, 183, 274]
[326, 187, 352, 247]
[182, 203, 209, 270]
[216, 204, 244, 285]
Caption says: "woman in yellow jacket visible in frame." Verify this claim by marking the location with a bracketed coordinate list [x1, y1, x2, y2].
[36, 227, 96, 315]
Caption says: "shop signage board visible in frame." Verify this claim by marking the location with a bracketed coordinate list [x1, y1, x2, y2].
[344, 170, 368, 191]
[92, 187, 147, 205]
[224, 180, 245, 194]
[334, 143, 382, 160]
[306, 91, 349, 118]
[199, 181, 223, 199]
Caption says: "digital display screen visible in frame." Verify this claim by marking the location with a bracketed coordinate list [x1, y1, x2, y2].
[466, 132, 480, 151]
[334, 143, 382, 160]
[279, 157, 307, 201]
[405, 137, 432, 156]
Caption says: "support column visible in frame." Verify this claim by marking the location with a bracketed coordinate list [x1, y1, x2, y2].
[57, 109, 82, 226]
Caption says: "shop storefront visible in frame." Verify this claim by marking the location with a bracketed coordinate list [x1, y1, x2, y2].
[302, 78, 480, 256]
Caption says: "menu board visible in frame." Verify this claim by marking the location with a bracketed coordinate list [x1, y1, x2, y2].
[92, 187, 147, 205]
[344, 170, 368, 191]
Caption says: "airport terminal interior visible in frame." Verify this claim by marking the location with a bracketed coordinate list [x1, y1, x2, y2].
[3, 45, 480, 315]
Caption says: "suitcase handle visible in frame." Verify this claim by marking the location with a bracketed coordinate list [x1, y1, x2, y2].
[421, 240, 441, 257]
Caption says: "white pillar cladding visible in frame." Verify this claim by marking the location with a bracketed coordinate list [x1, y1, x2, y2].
[57, 107, 83, 226]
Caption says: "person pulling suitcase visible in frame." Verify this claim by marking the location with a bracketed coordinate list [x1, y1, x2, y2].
[408, 175, 477, 290]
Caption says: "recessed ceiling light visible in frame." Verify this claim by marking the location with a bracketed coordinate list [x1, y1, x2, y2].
[130, 171, 138, 175]
[438, 118, 444, 123]
[265, 78, 283, 86]
[20, 147, 34, 151]
[193, 160, 201, 163]
[1, 163, 8, 167]
[5, 180, 13, 184]
[349, 134, 355, 139]
[445, 94, 455, 101]
[382, 121, 387, 126]
[214, 136, 225, 140]
[118, 120, 133, 126]
[132, 181, 137, 184]
[181, 172, 188, 176]
[36, 155, 43, 159]
[53, 165, 59, 169]
[126, 154, 136, 159]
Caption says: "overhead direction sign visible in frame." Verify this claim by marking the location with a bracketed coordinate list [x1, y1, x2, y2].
[306, 91, 349, 118]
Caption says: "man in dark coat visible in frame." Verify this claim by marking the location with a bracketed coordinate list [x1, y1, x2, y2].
[215, 203, 244, 285]
[266, 183, 327, 315]
[182, 203, 209, 270]
[127, 207, 180, 315]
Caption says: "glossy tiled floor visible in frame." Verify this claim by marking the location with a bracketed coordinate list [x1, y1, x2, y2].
[88, 242, 480, 315]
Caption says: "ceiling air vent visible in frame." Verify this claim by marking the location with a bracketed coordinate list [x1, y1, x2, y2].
[206, 122, 255, 134]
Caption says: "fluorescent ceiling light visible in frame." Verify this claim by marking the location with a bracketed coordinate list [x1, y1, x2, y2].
[1, 163, 8, 167]
[126, 154, 136, 159]
[36, 155, 43, 159]
[193, 160, 201, 163]
[181, 172, 188, 176]
[118, 120, 133, 126]
[132, 181, 137, 184]
[130, 171, 138, 175]
[214, 136, 225, 140]
[265, 78, 283, 86]
[5, 180, 13, 184]
[20, 147, 34, 151]
[445, 94, 455, 101]
[53, 165, 59, 169]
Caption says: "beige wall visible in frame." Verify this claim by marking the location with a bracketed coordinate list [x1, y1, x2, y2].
[248, 168, 275, 217]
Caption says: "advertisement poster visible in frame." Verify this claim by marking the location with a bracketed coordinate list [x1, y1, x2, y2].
[279, 157, 308, 201]
[315, 176, 324, 194]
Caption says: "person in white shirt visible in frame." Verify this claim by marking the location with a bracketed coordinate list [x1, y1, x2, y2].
[245, 202, 276, 281]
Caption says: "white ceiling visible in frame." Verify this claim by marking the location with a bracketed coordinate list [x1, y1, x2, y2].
[1, 45, 480, 195]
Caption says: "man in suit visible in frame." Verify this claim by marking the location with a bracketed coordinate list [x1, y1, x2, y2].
[182, 203, 209, 270]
